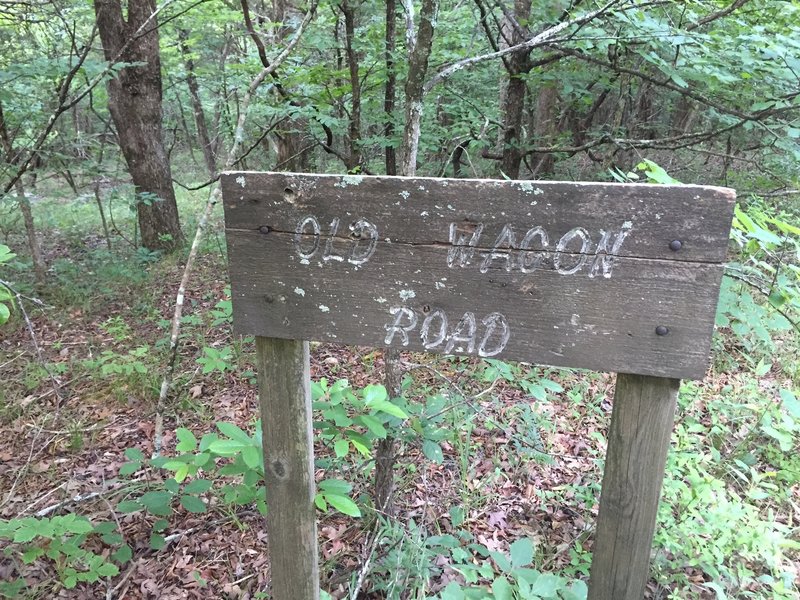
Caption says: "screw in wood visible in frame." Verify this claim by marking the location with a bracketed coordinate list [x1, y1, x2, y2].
[669, 240, 682, 251]
[259, 225, 271, 234]
[655, 325, 670, 336]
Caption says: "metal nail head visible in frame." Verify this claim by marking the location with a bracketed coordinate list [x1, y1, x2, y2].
[259, 225, 271, 234]
[669, 240, 682, 251]
[655, 325, 669, 336]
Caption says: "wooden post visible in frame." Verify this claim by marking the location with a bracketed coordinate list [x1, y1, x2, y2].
[256, 336, 320, 600]
[588, 374, 679, 600]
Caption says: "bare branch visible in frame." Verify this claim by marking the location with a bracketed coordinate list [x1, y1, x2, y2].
[423, 0, 623, 94]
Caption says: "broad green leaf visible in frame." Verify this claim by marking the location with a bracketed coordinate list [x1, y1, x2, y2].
[358, 414, 387, 438]
[510, 537, 534, 568]
[176, 428, 197, 452]
[216, 422, 253, 444]
[318, 479, 351, 494]
[422, 440, 444, 464]
[117, 500, 142, 513]
[363, 384, 388, 405]
[124, 448, 145, 461]
[492, 576, 513, 600]
[241, 445, 262, 469]
[528, 573, 563, 597]
[334, 438, 350, 458]
[184, 479, 213, 494]
[324, 493, 361, 517]
[180, 494, 207, 513]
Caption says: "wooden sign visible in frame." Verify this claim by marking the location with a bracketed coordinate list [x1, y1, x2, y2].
[222, 172, 735, 379]
[221, 172, 736, 600]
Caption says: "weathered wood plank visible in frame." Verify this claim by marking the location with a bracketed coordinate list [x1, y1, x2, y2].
[227, 228, 722, 379]
[588, 374, 679, 600]
[222, 172, 735, 263]
[256, 337, 319, 600]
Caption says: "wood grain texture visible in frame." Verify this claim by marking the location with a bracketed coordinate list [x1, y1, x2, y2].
[588, 374, 679, 600]
[256, 337, 319, 600]
[223, 172, 735, 379]
[222, 172, 735, 262]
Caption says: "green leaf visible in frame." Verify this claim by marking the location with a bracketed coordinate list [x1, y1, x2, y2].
[318, 479, 351, 495]
[562, 580, 588, 600]
[510, 537, 534, 568]
[217, 422, 253, 444]
[97, 562, 119, 577]
[0, 303, 9, 325]
[112, 544, 133, 564]
[370, 399, 408, 419]
[208, 439, 250, 455]
[358, 414, 387, 438]
[149, 533, 166, 550]
[363, 383, 388, 405]
[333, 438, 350, 458]
[117, 500, 143, 514]
[184, 479, 213, 494]
[176, 428, 197, 452]
[124, 448, 145, 462]
[422, 440, 444, 464]
[489, 550, 513, 573]
[180, 495, 207, 513]
[241, 445, 262, 469]
[140, 491, 173, 516]
[13, 527, 38, 543]
[528, 573, 562, 597]
[324, 493, 361, 517]
[780, 389, 800, 418]
[118, 461, 141, 476]
[22, 547, 44, 563]
[439, 581, 465, 600]
[492, 576, 513, 600]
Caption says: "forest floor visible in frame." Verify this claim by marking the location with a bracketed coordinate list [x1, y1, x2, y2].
[1, 199, 798, 600]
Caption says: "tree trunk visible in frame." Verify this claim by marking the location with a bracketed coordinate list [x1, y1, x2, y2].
[179, 29, 217, 176]
[94, 0, 183, 252]
[374, 0, 438, 516]
[0, 99, 46, 284]
[530, 83, 557, 176]
[384, 0, 397, 175]
[341, 0, 362, 171]
[400, 0, 438, 176]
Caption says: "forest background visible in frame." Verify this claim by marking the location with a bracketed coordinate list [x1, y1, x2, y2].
[1, 0, 799, 598]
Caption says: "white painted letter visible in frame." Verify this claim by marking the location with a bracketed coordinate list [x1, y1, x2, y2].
[478, 313, 511, 357]
[323, 217, 345, 262]
[554, 227, 591, 275]
[294, 215, 321, 259]
[589, 222, 632, 278]
[421, 309, 448, 349]
[480, 224, 517, 273]
[447, 223, 484, 268]
[348, 219, 379, 265]
[384, 306, 418, 346]
[518, 226, 549, 273]
[445, 312, 477, 354]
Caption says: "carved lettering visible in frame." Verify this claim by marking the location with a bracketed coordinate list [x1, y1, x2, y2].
[384, 307, 511, 357]
[480, 224, 517, 273]
[294, 215, 321, 259]
[478, 313, 511, 357]
[447, 223, 484, 268]
[518, 226, 549, 273]
[348, 219, 379, 265]
[293, 214, 378, 265]
[554, 227, 591, 275]
[384, 307, 418, 346]
[589, 222, 633, 278]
